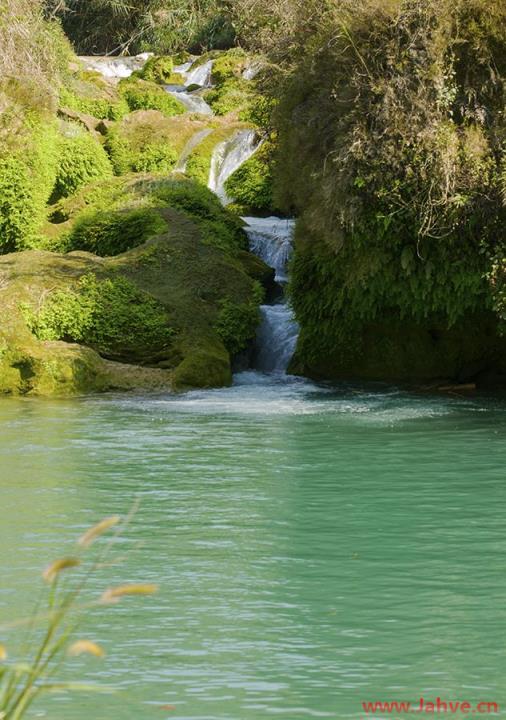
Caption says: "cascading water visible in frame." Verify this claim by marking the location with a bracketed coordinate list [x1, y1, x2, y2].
[242, 216, 296, 284]
[242, 217, 299, 374]
[78, 53, 152, 79]
[83, 51, 300, 376]
[164, 60, 215, 115]
[179, 60, 214, 88]
[208, 130, 259, 204]
[164, 85, 213, 115]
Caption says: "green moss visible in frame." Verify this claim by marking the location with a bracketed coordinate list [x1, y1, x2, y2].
[59, 84, 129, 121]
[64, 209, 168, 256]
[211, 50, 247, 85]
[119, 77, 185, 117]
[149, 177, 247, 255]
[204, 78, 253, 116]
[171, 339, 232, 390]
[224, 142, 274, 212]
[215, 282, 263, 355]
[0, 117, 59, 253]
[26, 273, 174, 363]
[105, 113, 179, 175]
[53, 130, 113, 200]
[139, 55, 174, 84]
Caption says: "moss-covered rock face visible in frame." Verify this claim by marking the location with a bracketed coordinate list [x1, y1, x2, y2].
[0, 102, 60, 253]
[119, 77, 185, 117]
[289, 225, 506, 386]
[44, 174, 249, 257]
[267, 1, 506, 386]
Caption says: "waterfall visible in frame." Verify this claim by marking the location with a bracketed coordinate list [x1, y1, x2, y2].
[78, 53, 152, 79]
[175, 129, 213, 173]
[208, 130, 259, 204]
[255, 305, 299, 374]
[242, 217, 299, 375]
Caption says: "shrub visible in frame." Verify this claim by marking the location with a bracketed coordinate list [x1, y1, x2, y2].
[0, 119, 59, 253]
[65, 208, 168, 256]
[139, 55, 174, 83]
[28, 273, 174, 362]
[119, 78, 185, 117]
[210, 50, 247, 85]
[204, 78, 253, 116]
[53, 131, 113, 199]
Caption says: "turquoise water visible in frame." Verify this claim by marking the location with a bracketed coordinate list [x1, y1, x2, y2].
[1, 373, 505, 719]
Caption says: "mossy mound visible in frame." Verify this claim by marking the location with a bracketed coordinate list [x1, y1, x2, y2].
[60, 73, 129, 120]
[53, 124, 113, 199]
[44, 174, 249, 257]
[104, 110, 205, 175]
[0, 87, 60, 253]
[0, 206, 269, 396]
[119, 77, 185, 117]
[289, 226, 506, 386]
[138, 55, 174, 84]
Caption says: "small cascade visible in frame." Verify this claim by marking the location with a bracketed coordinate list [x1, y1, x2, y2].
[242, 217, 299, 375]
[208, 130, 259, 204]
[242, 216, 296, 284]
[164, 59, 215, 115]
[179, 59, 214, 88]
[175, 129, 213, 173]
[165, 85, 213, 115]
[78, 53, 152, 79]
[255, 305, 299, 374]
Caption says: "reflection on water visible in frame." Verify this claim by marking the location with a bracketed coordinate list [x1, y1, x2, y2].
[0, 377, 505, 719]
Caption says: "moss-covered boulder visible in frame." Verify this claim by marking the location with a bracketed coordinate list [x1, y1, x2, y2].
[0, 83, 60, 253]
[119, 77, 185, 117]
[60, 72, 129, 120]
[53, 123, 113, 199]
[104, 110, 207, 175]
[0, 204, 270, 396]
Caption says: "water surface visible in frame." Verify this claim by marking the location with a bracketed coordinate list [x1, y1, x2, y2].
[0, 373, 505, 719]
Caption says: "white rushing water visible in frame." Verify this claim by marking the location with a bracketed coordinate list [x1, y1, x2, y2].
[242, 217, 299, 375]
[78, 53, 152, 79]
[173, 59, 214, 89]
[164, 84, 214, 115]
[208, 130, 259, 204]
[242, 216, 296, 283]
[254, 304, 299, 373]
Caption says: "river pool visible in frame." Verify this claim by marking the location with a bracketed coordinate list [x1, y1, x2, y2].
[1, 373, 505, 719]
